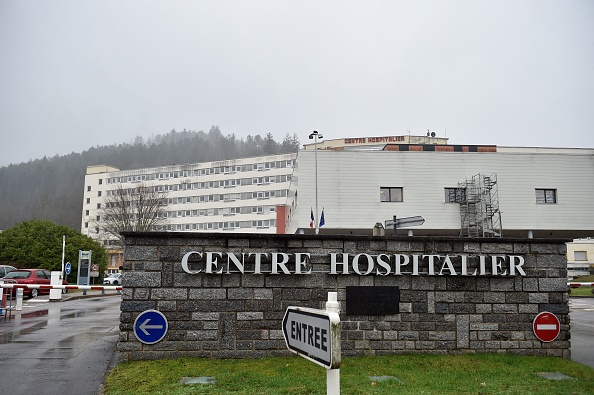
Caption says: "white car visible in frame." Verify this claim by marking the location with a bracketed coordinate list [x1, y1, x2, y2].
[103, 272, 122, 285]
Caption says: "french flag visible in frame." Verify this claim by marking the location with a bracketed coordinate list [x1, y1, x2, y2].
[310, 208, 314, 228]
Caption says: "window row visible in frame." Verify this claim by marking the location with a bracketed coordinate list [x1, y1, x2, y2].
[154, 219, 276, 231]
[381, 187, 559, 204]
[94, 189, 288, 208]
[166, 189, 288, 205]
[99, 175, 291, 196]
[105, 160, 295, 184]
[167, 205, 276, 218]
[87, 217, 277, 233]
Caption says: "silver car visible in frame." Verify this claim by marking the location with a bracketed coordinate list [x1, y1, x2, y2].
[0, 265, 17, 279]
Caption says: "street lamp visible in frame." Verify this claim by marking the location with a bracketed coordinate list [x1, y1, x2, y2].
[308, 130, 323, 234]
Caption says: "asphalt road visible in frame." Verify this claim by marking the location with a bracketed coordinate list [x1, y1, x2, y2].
[569, 297, 594, 368]
[0, 292, 121, 395]
[0, 292, 592, 395]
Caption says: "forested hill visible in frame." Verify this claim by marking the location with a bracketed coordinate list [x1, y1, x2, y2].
[0, 126, 300, 231]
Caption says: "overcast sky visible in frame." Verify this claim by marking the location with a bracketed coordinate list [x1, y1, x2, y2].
[1, 1, 593, 167]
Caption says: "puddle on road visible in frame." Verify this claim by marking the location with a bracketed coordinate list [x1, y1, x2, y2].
[0, 320, 49, 344]
[21, 309, 49, 319]
[60, 311, 88, 320]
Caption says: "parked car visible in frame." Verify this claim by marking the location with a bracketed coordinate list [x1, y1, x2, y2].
[3, 269, 69, 298]
[103, 272, 122, 285]
[0, 264, 17, 278]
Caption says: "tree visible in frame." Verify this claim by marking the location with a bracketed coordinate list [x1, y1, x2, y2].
[0, 220, 107, 275]
[263, 132, 277, 154]
[99, 183, 169, 245]
[281, 133, 301, 152]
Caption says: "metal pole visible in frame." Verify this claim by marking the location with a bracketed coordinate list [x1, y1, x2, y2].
[393, 215, 397, 236]
[326, 292, 340, 395]
[314, 133, 320, 235]
[61, 235, 66, 280]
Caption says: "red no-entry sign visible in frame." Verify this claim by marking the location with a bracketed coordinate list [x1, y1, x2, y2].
[533, 312, 560, 342]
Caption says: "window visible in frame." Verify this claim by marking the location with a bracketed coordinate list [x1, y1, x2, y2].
[85, 210, 89, 216]
[36, 270, 48, 279]
[87, 186, 91, 192]
[98, 191, 102, 197]
[380, 187, 403, 202]
[536, 189, 557, 204]
[99, 179, 103, 185]
[86, 198, 90, 204]
[253, 220, 271, 228]
[574, 251, 587, 261]
[445, 187, 466, 203]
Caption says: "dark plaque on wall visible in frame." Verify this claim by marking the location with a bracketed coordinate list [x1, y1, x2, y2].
[346, 286, 400, 315]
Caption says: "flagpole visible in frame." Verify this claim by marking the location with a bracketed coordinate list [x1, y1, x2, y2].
[309, 131, 323, 235]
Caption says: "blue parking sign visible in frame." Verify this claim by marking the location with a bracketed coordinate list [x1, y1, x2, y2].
[65, 262, 71, 275]
[133, 310, 168, 344]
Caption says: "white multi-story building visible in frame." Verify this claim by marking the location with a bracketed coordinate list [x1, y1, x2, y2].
[81, 153, 297, 248]
[282, 140, 594, 239]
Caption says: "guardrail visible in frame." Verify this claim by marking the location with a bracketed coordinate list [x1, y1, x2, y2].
[0, 283, 122, 291]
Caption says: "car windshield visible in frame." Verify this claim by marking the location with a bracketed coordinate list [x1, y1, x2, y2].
[4, 271, 31, 279]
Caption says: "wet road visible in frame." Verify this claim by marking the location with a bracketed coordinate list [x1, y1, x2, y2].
[569, 297, 594, 368]
[0, 294, 121, 395]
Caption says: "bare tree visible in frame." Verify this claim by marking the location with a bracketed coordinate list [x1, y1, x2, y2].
[99, 183, 169, 245]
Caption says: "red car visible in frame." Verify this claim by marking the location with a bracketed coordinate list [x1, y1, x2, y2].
[3, 269, 68, 298]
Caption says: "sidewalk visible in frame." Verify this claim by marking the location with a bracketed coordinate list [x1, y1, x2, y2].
[59, 289, 122, 302]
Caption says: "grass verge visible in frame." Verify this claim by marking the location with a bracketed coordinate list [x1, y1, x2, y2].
[569, 286, 593, 297]
[104, 354, 594, 394]
[569, 275, 594, 297]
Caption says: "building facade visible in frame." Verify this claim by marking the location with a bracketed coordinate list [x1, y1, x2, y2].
[283, 145, 594, 239]
[82, 136, 594, 249]
[81, 153, 297, 249]
[566, 238, 594, 279]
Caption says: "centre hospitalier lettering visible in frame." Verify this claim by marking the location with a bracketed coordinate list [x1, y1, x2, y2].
[181, 251, 526, 277]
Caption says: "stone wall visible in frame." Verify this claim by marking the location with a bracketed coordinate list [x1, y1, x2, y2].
[117, 232, 570, 361]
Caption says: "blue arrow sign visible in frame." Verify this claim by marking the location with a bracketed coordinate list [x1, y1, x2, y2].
[65, 262, 71, 275]
[133, 310, 168, 344]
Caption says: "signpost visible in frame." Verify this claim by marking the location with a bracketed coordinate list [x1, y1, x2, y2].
[283, 308, 338, 368]
[134, 310, 168, 344]
[283, 293, 341, 394]
[65, 262, 71, 275]
[385, 215, 425, 235]
[533, 311, 560, 342]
